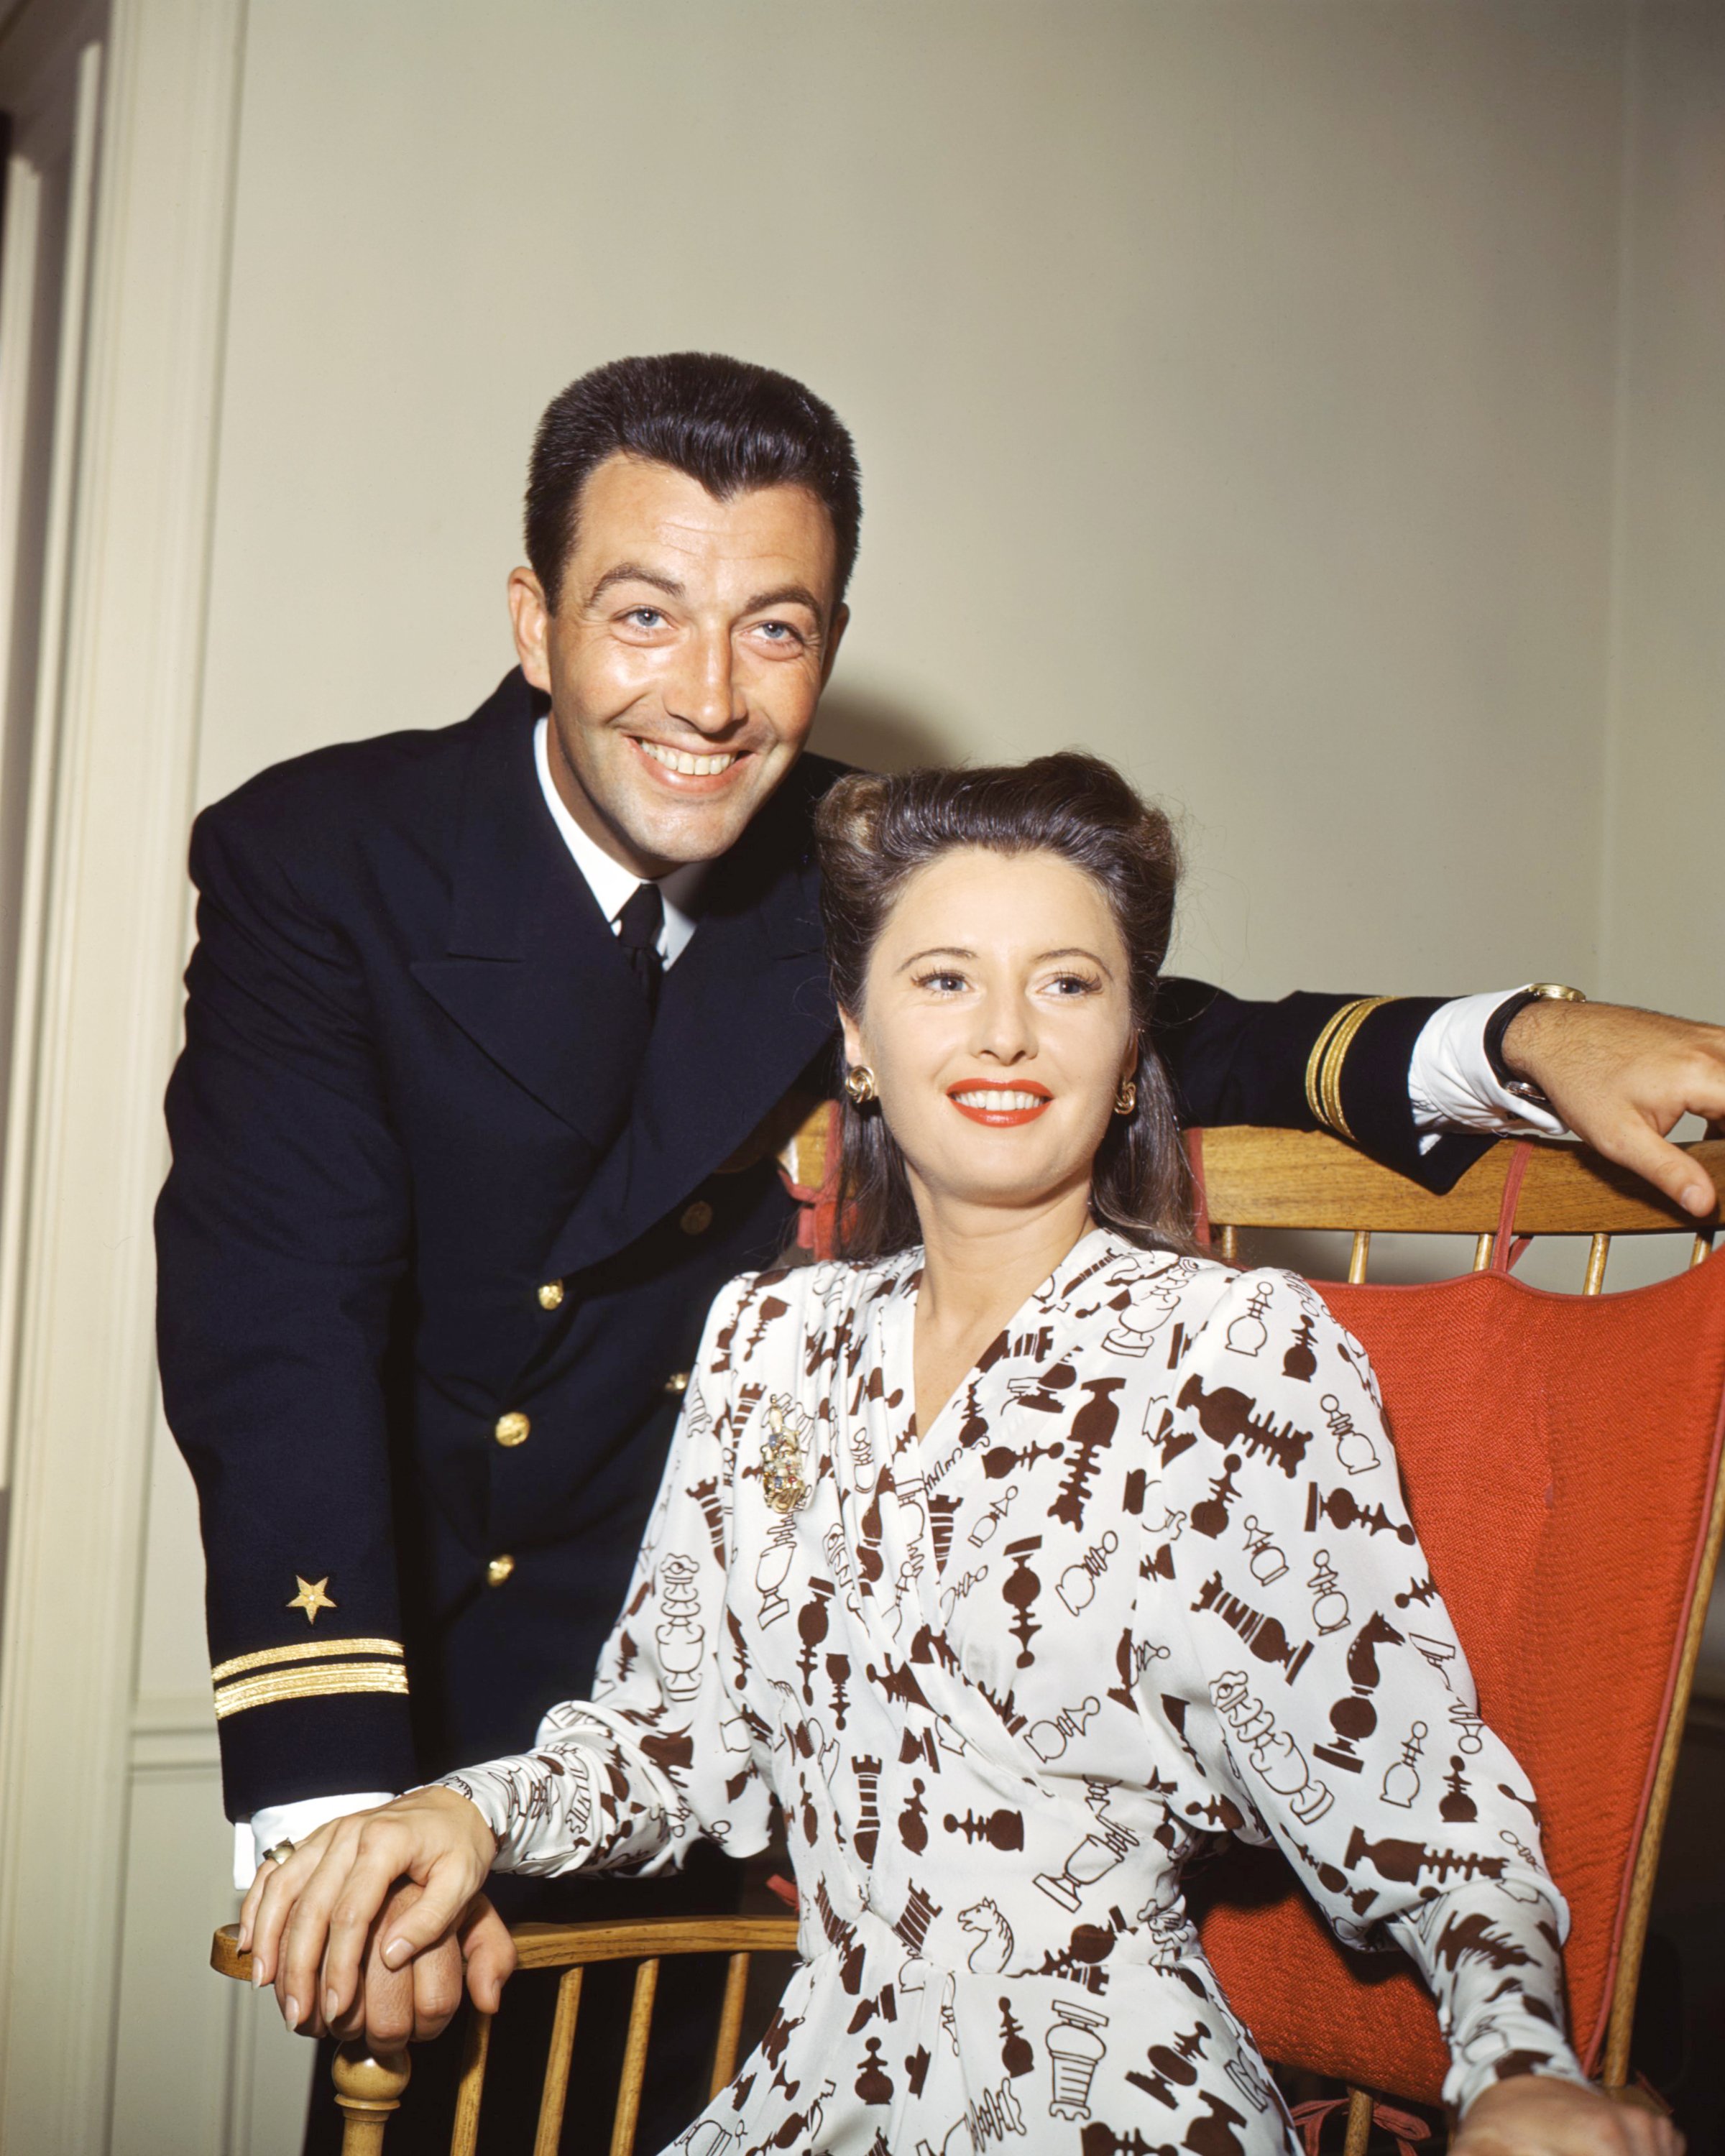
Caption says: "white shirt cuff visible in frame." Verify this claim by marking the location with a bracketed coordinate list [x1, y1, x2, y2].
[233, 1790, 395, 1892]
[1409, 990, 1570, 1146]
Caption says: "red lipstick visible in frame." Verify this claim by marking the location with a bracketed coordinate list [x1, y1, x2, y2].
[946, 1080, 1053, 1127]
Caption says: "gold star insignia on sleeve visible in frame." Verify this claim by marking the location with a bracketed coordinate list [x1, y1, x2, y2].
[286, 1575, 337, 1623]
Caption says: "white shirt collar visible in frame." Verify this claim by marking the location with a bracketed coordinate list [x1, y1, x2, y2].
[533, 716, 704, 967]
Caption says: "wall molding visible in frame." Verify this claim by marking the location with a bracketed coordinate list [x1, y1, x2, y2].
[0, 2, 247, 2145]
[131, 1690, 222, 1775]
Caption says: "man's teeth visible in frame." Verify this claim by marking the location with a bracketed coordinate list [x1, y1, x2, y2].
[638, 740, 740, 778]
[952, 1090, 1047, 1111]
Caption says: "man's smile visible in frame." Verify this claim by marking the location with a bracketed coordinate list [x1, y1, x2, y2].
[629, 737, 748, 785]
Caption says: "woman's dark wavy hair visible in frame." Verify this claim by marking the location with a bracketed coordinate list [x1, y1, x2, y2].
[814, 752, 1195, 1263]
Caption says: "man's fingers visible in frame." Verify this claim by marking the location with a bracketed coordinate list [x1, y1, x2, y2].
[326, 1879, 423, 2045]
[410, 1934, 467, 2041]
[1583, 1115, 1719, 1219]
[459, 1895, 518, 2015]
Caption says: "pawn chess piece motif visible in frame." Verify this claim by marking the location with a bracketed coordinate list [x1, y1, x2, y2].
[855, 2035, 894, 2105]
[1381, 1720, 1427, 1810]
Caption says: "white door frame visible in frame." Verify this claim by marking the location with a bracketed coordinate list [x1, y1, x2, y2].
[0, 1, 247, 2144]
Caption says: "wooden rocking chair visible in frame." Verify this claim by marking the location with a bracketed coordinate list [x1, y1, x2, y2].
[211, 1123, 1725, 2155]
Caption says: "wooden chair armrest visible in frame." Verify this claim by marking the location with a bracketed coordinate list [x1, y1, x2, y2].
[212, 1911, 801, 1984]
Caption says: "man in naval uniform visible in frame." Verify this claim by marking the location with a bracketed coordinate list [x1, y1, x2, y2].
[156, 353, 1725, 2147]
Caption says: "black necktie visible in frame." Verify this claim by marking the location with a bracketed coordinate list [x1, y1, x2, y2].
[616, 880, 665, 1012]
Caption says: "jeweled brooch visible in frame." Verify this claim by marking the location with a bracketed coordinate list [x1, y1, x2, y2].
[760, 1395, 812, 1514]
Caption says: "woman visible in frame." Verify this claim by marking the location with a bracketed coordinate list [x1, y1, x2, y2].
[244, 757, 1672, 2155]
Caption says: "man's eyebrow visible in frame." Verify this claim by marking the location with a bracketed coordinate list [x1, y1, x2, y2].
[586, 564, 686, 604]
[745, 583, 825, 621]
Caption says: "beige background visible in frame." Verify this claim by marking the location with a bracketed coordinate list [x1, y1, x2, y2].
[0, 2, 1719, 2148]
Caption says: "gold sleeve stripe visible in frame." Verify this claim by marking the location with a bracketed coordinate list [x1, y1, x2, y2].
[213, 1662, 410, 1721]
[211, 1636, 405, 1684]
[1304, 996, 1394, 1143]
[1303, 1003, 1358, 1128]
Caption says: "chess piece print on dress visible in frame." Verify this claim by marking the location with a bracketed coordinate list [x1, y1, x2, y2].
[845, 1064, 877, 1106]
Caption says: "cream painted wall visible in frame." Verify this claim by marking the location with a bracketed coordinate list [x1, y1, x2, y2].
[88, 4, 1719, 2150]
[1601, 5, 1725, 1022]
[197, 0, 1630, 997]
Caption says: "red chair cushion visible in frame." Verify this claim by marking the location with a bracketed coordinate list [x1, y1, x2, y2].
[1193, 1258, 1725, 2101]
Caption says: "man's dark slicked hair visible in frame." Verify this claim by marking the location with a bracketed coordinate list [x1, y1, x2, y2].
[525, 352, 862, 612]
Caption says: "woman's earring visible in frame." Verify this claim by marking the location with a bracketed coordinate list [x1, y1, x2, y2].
[845, 1064, 878, 1107]
[1113, 1076, 1137, 1117]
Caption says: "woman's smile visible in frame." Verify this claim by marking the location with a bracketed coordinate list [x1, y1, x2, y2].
[945, 1079, 1053, 1125]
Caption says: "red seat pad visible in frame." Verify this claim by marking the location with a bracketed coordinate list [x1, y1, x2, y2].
[1192, 1257, 1725, 2102]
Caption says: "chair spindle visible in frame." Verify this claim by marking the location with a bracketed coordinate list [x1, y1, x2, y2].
[533, 1968, 585, 2156]
[1347, 1230, 1371, 1284]
[709, 1951, 753, 2099]
[1472, 1231, 1494, 1273]
[449, 2009, 492, 2156]
[1693, 1232, 1716, 1271]
[331, 2044, 410, 2156]
[1583, 1233, 1611, 1296]
[1342, 2083, 1374, 2156]
[608, 1956, 662, 2156]
[1218, 1222, 1238, 1264]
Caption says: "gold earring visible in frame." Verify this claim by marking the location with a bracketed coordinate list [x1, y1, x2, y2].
[845, 1064, 878, 1106]
[1113, 1077, 1137, 1117]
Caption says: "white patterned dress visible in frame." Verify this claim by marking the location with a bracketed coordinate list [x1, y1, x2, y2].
[441, 1233, 1585, 2156]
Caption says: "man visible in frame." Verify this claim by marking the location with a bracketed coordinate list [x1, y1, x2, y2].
[157, 353, 1725, 2139]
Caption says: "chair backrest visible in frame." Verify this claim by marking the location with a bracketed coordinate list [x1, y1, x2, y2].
[211, 1913, 800, 2156]
[1187, 1128, 1725, 2105]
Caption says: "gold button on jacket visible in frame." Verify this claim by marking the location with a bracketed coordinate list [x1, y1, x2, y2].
[663, 1370, 691, 1396]
[536, 1279, 564, 1311]
[486, 1554, 515, 1586]
[494, 1411, 530, 1447]
[679, 1199, 714, 1236]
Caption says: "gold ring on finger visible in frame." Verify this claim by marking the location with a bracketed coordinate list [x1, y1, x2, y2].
[262, 1840, 295, 1868]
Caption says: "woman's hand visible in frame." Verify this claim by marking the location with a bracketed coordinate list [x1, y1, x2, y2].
[1454, 2076, 1682, 2155]
[236, 1787, 511, 2046]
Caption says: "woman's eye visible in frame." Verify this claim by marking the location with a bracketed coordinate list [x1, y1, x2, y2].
[913, 970, 967, 994]
[1047, 972, 1102, 996]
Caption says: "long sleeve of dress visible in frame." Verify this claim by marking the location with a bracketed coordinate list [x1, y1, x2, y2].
[1136, 1265, 1588, 2118]
[436, 1275, 773, 1879]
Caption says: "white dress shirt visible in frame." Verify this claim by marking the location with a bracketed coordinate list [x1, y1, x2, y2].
[232, 728, 1559, 1884]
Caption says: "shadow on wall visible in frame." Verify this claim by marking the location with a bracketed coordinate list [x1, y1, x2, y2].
[808, 685, 960, 774]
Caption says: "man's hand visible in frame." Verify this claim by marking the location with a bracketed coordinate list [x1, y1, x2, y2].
[1453, 2073, 1680, 2153]
[237, 1787, 512, 2046]
[1502, 1002, 1725, 1217]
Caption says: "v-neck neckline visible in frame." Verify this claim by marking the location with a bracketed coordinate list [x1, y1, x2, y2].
[893, 1224, 1123, 1452]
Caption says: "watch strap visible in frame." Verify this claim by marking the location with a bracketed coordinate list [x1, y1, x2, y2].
[1483, 983, 1587, 1105]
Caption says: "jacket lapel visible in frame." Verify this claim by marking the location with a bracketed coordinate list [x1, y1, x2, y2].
[540, 770, 837, 1281]
[409, 680, 650, 1150]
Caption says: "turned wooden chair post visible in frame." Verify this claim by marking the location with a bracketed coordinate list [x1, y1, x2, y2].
[329, 2045, 411, 2156]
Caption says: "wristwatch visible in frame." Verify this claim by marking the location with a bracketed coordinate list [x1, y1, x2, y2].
[1483, 983, 1588, 1110]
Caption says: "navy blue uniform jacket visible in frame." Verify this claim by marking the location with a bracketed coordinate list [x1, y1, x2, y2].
[156, 671, 1470, 1821]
